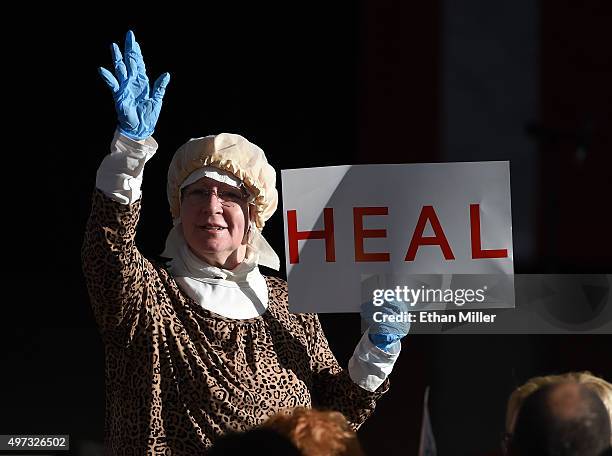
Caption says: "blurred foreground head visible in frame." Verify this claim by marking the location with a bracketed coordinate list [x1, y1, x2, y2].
[506, 371, 612, 444]
[206, 428, 301, 455]
[510, 382, 611, 456]
[263, 407, 365, 456]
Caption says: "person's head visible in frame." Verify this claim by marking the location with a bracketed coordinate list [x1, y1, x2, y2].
[166, 133, 279, 270]
[263, 407, 364, 456]
[505, 371, 612, 445]
[509, 382, 611, 456]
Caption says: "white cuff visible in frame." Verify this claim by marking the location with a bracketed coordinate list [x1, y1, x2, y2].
[95, 130, 159, 205]
[347, 330, 401, 392]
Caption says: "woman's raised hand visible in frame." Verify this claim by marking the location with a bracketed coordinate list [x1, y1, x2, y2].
[98, 30, 170, 140]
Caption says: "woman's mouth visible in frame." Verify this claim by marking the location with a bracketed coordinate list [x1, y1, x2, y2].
[199, 224, 227, 232]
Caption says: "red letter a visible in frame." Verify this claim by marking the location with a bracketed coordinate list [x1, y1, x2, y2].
[405, 206, 455, 261]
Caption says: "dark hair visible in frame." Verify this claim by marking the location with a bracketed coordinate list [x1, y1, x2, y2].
[206, 428, 301, 456]
[512, 382, 611, 456]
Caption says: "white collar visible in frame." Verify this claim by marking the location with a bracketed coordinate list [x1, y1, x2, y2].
[162, 225, 269, 319]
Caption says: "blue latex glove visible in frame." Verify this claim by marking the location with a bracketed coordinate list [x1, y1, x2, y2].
[98, 30, 170, 140]
[360, 298, 411, 352]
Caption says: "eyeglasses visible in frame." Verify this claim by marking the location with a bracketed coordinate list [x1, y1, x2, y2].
[182, 187, 251, 207]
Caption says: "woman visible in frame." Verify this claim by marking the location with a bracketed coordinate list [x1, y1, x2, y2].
[82, 31, 406, 455]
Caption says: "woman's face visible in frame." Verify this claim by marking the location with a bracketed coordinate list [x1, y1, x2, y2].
[180, 176, 251, 269]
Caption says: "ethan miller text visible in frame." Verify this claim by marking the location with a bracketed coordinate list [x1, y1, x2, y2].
[419, 311, 497, 323]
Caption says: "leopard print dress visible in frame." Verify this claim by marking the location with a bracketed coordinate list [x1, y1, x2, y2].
[82, 190, 389, 455]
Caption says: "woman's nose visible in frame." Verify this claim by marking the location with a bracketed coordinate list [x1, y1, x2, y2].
[202, 192, 223, 213]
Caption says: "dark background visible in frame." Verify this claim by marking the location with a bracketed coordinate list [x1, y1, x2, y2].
[2, 2, 611, 455]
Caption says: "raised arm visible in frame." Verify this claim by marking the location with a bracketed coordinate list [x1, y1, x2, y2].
[300, 297, 411, 429]
[82, 31, 170, 346]
[297, 313, 388, 430]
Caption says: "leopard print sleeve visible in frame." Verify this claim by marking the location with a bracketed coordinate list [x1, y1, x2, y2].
[302, 312, 390, 430]
[81, 189, 153, 347]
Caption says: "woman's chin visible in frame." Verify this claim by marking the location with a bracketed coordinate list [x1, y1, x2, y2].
[192, 232, 230, 250]
[195, 243, 227, 257]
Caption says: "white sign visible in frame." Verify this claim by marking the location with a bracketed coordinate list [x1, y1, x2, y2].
[281, 162, 514, 312]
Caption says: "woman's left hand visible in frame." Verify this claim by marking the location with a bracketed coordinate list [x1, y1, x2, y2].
[98, 30, 170, 140]
[360, 298, 411, 351]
